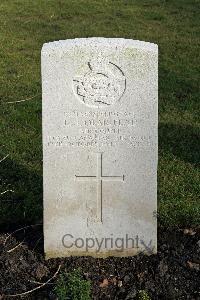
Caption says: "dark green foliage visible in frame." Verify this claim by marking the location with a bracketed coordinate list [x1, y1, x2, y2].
[138, 290, 151, 300]
[54, 269, 91, 300]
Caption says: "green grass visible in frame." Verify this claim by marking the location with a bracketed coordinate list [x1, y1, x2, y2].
[0, 0, 199, 228]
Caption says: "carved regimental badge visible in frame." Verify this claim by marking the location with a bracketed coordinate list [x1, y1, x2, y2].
[73, 58, 126, 107]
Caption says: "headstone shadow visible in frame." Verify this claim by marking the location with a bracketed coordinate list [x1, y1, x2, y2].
[0, 155, 42, 231]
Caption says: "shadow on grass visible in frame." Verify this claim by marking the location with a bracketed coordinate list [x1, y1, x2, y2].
[159, 122, 200, 166]
[0, 156, 42, 231]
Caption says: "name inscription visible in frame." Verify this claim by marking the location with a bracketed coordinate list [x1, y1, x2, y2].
[46, 110, 156, 149]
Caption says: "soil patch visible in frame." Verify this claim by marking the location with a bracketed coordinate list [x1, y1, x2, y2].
[0, 227, 199, 299]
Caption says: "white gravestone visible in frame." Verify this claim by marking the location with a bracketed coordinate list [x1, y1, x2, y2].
[42, 38, 158, 258]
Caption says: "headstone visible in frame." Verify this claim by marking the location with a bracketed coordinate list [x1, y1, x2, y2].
[42, 38, 158, 258]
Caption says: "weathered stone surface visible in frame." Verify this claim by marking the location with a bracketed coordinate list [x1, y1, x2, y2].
[42, 38, 158, 258]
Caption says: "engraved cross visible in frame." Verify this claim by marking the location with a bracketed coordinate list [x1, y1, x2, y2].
[75, 153, 125, 223]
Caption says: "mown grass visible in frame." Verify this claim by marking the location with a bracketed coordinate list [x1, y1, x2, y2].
[0, 0, 199, 228]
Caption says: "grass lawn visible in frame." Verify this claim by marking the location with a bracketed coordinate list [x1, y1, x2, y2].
[0, 0, 199, 228]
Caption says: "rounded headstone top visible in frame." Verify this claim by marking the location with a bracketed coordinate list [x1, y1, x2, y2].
[42, 37, 158, 54]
